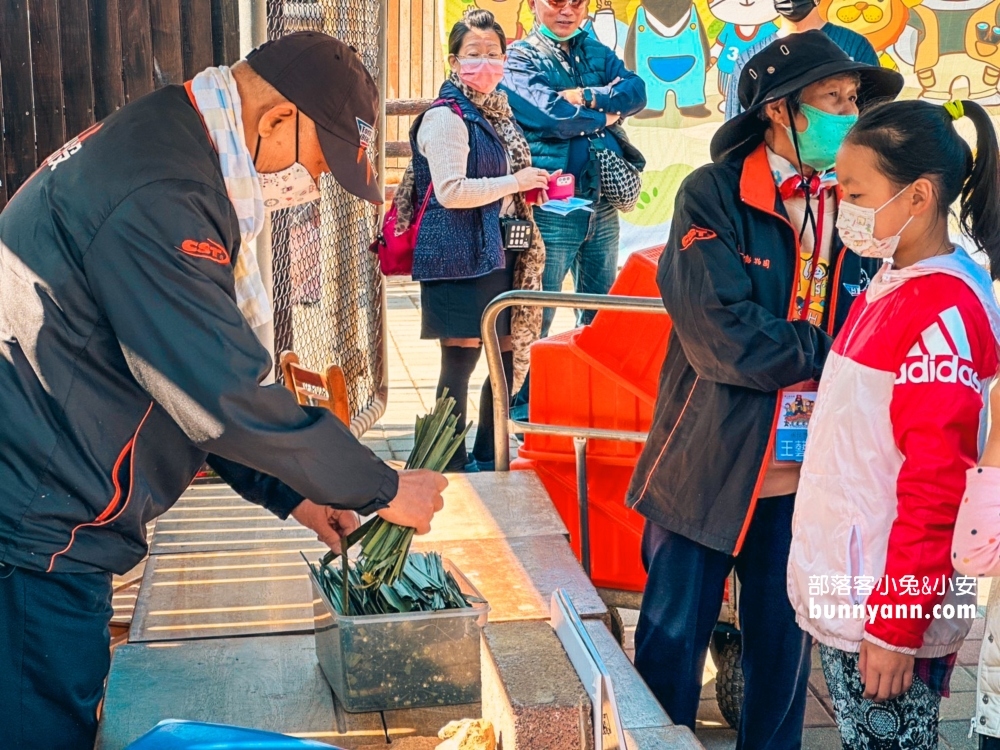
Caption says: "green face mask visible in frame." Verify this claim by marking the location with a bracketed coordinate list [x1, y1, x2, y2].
[538, 23, 583, 42]
[786, 102, 858, 172]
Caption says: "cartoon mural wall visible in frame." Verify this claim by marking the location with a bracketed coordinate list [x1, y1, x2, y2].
[444, 0, 1000, 257]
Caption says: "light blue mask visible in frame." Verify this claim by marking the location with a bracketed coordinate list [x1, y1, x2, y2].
[538, 23, 583, 42]
[786, 102, 858, 172]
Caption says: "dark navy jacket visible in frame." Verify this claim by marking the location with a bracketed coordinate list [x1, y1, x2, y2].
[500, 28, 646, 191]
[0, 86, 398, 574]
[410, 81, 508, 282]
[626, 144, 882, 556]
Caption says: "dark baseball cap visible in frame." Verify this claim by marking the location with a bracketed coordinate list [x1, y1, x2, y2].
[247, 32, 382, 204]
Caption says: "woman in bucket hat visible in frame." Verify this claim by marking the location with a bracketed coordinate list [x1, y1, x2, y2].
[628, 31, 901, 747]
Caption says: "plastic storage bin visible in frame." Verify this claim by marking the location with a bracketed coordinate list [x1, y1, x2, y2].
[306, 556, 489, 713]
[512, 456, 646, 592]
[520, 329, 652, 463]
[125, 719, 336, 749]
[572, 245, 671, 402]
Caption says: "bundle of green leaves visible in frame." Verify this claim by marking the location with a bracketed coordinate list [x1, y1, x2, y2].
[311, 551, 475, 616]
[315, 392, 472, 615]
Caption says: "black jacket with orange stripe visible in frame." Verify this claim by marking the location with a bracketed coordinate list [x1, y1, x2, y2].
[625, 144, 881, 556]
[0, 85, 398, 574]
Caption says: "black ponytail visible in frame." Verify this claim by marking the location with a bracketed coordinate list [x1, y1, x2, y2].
[960, 101, 1000, 272]
[845, 99, 1000, 278]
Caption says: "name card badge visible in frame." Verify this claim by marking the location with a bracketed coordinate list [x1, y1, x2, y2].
[775, 390, 817, 463]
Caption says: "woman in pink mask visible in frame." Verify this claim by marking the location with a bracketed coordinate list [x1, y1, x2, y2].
[392, 9, 549, 471]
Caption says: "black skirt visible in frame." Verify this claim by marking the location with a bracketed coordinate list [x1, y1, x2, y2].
[420, 250, 517, 340]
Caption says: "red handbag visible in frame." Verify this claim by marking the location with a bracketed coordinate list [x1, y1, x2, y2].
[368, 183, 433, 277]
[369, 99, 461, 277]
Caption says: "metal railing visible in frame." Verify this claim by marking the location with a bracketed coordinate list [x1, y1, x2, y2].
[267, 0, 389, 439]
[481, 290, 668, 574]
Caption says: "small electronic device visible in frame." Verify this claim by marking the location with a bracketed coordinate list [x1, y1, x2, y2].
[525, 172, 575, 204]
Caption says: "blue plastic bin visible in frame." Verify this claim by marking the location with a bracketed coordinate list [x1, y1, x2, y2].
[124, 719, 343, 749]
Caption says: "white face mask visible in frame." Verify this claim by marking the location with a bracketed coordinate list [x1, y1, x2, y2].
[836, 184, 913, 259]
[258, 162, 320, 210]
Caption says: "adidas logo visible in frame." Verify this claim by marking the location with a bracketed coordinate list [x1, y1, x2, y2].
[895, 306, 982, 393]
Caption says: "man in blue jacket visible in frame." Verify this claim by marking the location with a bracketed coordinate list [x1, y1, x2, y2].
[501, 0, 646, 335]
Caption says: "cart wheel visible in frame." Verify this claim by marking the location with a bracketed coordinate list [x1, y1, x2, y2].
[609, 606, 626, 648]
[713, 633, 744, 731]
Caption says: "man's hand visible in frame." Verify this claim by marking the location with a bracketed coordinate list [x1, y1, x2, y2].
[858, 639, 915, 702]
[377, 469, 447, 534]
[605, 113, 621, 126]
[559, 88, 586, 107]
[290, 500, 361, 554]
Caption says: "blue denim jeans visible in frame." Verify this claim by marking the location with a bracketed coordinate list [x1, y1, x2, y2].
[533, 199, 620, 336]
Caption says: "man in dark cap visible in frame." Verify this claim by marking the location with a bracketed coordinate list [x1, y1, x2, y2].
[626, 32, 902, 746]
[0, 32, 446, 749]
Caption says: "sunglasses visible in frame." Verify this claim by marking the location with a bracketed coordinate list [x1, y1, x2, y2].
[539, 0, 589, 9]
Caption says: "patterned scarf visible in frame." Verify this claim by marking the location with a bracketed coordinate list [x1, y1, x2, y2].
[395, 74, 545, 390]
[189, 66, 273, 329]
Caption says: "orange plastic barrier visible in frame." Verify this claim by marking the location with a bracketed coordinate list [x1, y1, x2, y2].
[572, 245, 670, 402]
[512, 455, 646, 592]
[511, 246, 672, 593]
[519, 330, 651, 463]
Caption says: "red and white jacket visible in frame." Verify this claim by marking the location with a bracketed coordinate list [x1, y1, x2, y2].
[787, 247, 1000, 657]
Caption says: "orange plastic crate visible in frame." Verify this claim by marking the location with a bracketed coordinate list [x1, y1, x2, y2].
[512, 456, 646, 592]
[572, 245, 671, 403]
[521, 330, 650, 462]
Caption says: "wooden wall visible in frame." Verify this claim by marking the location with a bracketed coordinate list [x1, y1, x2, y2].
[0, 0, 240, 208]
[384, 0, 446, 180]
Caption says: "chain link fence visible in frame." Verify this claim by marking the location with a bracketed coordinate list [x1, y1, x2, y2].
[266, 0, 387, 437]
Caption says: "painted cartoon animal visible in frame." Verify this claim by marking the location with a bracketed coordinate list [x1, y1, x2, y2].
[909, 0, 1000, 104]
[587, 0, 632, 58]
[708, 0, 779, 109]
[625, 0, 712, 117]
[820, 0, 922, 69]
[474, 0, 527, 43]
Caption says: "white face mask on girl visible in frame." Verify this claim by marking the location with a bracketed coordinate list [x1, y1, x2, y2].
[258, 162, 320, 210]
[836, 184, 914, 259]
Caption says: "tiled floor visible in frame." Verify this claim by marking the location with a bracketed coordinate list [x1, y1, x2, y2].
[368, 277, 991, 749]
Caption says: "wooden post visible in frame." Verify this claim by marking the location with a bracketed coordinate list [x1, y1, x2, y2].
[181, 0, 215, 78]
[119, 0, 156, 102]
[0, 0, 36, 197]
[29, 0, 67, 162]
[211, 0, 241, 65]
[59, 0, 97, 137]
[90, 0, 126, 120]
[149, 0, 185, 86]
[0, 50, 7, 208]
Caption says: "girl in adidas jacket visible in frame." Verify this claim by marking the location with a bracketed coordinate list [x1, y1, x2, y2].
[786, 99, 1000, 748]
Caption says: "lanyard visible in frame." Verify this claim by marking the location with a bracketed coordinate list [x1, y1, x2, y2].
[798, 189, 826, 322]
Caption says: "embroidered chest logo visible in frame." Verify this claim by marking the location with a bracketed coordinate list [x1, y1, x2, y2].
[680, 226, 717, 250]
[895, 306, 983, 393]
[179, 239, 231, 265]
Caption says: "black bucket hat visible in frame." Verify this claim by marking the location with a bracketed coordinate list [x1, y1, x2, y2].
[710, 30, 903, 163]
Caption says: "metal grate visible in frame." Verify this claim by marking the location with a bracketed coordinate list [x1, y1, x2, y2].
[267, 0, 386, 437]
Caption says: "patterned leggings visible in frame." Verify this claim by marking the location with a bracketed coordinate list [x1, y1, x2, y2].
[820, 645, 941, 749]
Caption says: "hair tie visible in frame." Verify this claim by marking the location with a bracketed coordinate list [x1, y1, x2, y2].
[944, 100, 965, 121]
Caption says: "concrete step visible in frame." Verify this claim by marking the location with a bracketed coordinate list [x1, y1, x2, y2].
[481, 620, 594, 750]
[584, 620, 701, 749]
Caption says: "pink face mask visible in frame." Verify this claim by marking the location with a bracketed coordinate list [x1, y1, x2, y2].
[457, 58, 505, 93]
